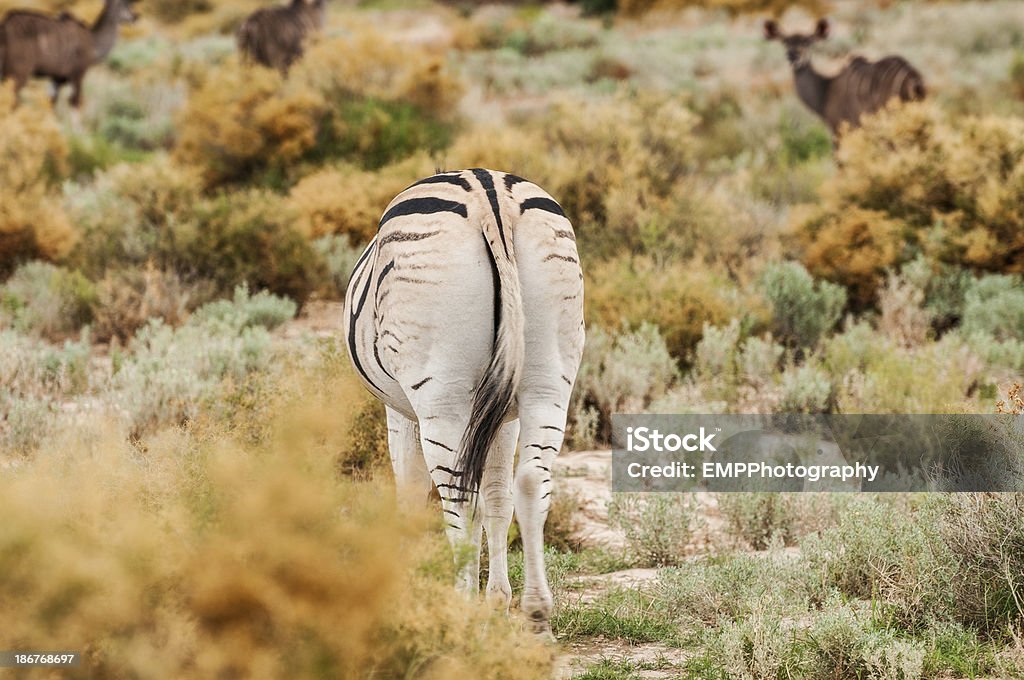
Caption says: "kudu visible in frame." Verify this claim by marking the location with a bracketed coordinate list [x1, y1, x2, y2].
[0, 0, 138, 109]
[765, 18, 926, 143]
[237, 0, 326, 75]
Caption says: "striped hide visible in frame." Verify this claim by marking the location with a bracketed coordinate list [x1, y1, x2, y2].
[0, 0, 137, 108]
[765, 18, 926, 142]
[343, 168, 585, 633]
[236, 0, 325, 75]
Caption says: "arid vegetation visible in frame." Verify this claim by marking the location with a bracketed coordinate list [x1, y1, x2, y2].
[2, 0, 1024, 677]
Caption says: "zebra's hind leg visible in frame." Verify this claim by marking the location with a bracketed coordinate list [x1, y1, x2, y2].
[419, 415, 483, 594]
[480, 419, 518, 611]
[385, 406, 431, 514]
[514, 397, 572, 635]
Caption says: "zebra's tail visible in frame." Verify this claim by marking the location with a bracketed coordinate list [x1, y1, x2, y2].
[456, 206, 525, 499]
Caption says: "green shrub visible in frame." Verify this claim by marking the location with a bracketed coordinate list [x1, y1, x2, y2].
[658, 552, 814, 628]
[607, 494, 702, 567]
[716, 494, 799, 550]
[586, 255, 751, 363]
[189, 285, 296, 332]
[761, 261, 846, 349]
[0, 262, 97, 339]
[569, 323, 679, 447]
[110, 303, 280, 437]
[176, 191, 327, 304]
[934, 494, 1024, 632]
[961, 274, 1024, 342]
[314, 235, 366, 299]
[802, 497, 952, 629]
[779, 363, 832, 413]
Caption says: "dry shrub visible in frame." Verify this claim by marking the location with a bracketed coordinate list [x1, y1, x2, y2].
[66, 157, 204, 277]
[92, 264, 198, 342]
[796, 103, 1024, 305]
[0, 85, 75, 272]
[878, 272, 933, 347]
[288, 156, 434, 242]
[0, 363, 552, 678]
[175, 61, 327, 187]
[297, 32, 462, 117]
[447, 93, 703, 261]
[586, 254, 756, 361]
[177, 34, 461, 187]
[796, 207, 905, 308]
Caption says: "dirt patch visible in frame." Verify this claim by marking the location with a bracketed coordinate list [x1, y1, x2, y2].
[555, 639, 689, 679]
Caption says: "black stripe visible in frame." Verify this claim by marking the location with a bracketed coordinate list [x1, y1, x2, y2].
[443, 509, 460, 517]
[471, 169, 509, 259]
[411, 173, 472, 192]
[411, 377, 432, 390]
[504, 173, 528, 192]
[526, 444, 558, 452]
[425, 438, 454, 452]
[553, 229, 576, 242]
[520, 197, 565, 218]
[376, 260, 396, 289]
[373, 340, 396, 381]
[345, 240, 376, 293]
[379, 197, 467, 229]
[378, 230, 441, 247]
[483, 233, 500, 346]
[347, 247, 389, 397]
[541, 491, 552, 499]
[561, 375, 572, 385]
[541, 425, 564, 432]
[432, 465, 463, 476]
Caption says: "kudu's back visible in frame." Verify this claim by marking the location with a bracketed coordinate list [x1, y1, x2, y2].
[237, 0, 324, 74]
[0, 12, 92, 82]
[825, 55, 926, 135]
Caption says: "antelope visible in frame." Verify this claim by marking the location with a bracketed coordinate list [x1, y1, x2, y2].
[0, 0, 138, 109]
[237, 0, 326, 75]
[765, 18, 926, 143]
[344, 169, 585, 634]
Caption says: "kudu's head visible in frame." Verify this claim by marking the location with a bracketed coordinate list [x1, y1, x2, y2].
[764, 18, 829, 69]
[115, 0, 140, 25]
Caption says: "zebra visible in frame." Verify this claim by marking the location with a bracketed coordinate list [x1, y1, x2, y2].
[236, 0, 325, 75]
[343, 168, 585, 633]
[764, 18, 926, 143]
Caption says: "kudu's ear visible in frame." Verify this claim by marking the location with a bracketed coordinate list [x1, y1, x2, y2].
[763, 19, 780, 41]
[814, 18, 830, 39]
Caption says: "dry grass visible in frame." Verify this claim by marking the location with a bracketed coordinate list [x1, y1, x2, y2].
[0, 363, 553, 679]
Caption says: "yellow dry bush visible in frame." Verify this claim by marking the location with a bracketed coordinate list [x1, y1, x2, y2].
[0, 85, 75, 270]
[585, 254, 759, 361]
[175, 61, 327, 187]
[796, 102, 1024, 304]
[288, 155, 434, 242]
[295, 32, 462, 118]
[449, 94, 701, 260]
[796, 207, 905, 308]
[0, 367, 553, 679]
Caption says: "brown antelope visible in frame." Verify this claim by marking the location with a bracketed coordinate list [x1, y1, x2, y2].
[764, 18, 926, 143]
[0, 0, 137, 109]
[237, 0, 326, 75]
